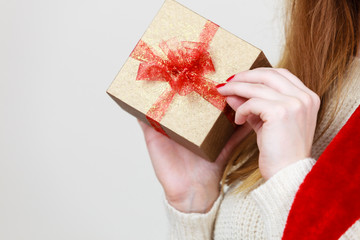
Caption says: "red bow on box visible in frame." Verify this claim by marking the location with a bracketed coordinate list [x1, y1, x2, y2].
[130, 21, 228, 135]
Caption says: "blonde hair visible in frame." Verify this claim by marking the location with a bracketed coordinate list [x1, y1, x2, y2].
[222, 0, 360, 192]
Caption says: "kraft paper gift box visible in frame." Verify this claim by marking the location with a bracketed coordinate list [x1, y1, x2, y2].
[107, 0, 271, 161]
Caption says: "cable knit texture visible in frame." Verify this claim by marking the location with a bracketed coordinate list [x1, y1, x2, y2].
[250, 158, 316, 239]
[165, 57, 360, 239]
[165, 194, 223, 240]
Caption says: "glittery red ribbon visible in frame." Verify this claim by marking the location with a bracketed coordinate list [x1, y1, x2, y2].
[130, 21, 229, 135]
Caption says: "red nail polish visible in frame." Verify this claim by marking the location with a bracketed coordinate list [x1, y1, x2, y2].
[226, 74, 235, 82]
[216, 83, 226, 88]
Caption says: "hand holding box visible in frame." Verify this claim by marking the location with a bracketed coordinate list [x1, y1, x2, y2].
[107, 0, 271, 161]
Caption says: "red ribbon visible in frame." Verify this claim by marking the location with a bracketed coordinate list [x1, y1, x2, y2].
[130, 21, 228, 135]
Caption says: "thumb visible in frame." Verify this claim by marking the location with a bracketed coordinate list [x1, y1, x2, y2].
[137, 119, 169, 147]
[215, 123, 252, 169]
[137, 119, 149, 132]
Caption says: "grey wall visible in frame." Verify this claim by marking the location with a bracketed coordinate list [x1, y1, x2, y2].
[0, 0, 283, 239]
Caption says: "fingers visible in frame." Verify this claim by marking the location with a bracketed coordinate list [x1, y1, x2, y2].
[271, 68, 310, 93]
[225, 68, 318, 102]
[226, 96, 247, 111]
[273, 68, 321, 108]
[218, 82, 285, 101]
[228, 68, 301, 94]
[234, 98, 274, 126]
[219, 68, 321, 114]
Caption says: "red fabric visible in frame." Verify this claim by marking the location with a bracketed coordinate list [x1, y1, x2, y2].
[282, 105, 360, 240]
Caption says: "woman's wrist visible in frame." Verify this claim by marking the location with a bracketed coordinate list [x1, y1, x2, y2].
[262, 157, 309, 181]
[166, 187, 220, 213]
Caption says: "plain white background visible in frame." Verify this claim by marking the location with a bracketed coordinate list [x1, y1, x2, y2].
[0, 0, 284, 239]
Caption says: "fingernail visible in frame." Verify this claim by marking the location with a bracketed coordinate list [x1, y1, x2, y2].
[216, 83, 226, 88]
[226, 74, 235, 82]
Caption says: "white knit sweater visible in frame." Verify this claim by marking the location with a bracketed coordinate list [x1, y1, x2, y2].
[165, 57, 360, 240]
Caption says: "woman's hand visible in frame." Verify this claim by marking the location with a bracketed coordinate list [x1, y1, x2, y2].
[217, 68, 321, 180]
[138, 118, 251, 213]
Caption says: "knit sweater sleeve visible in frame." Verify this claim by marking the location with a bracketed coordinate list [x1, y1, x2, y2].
[249, 157, 360, 239]
[249, 157, 316, 239]
[164, 193, 223, 240]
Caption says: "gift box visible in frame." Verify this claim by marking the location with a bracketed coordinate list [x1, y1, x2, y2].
[107, 0, 271, 162]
